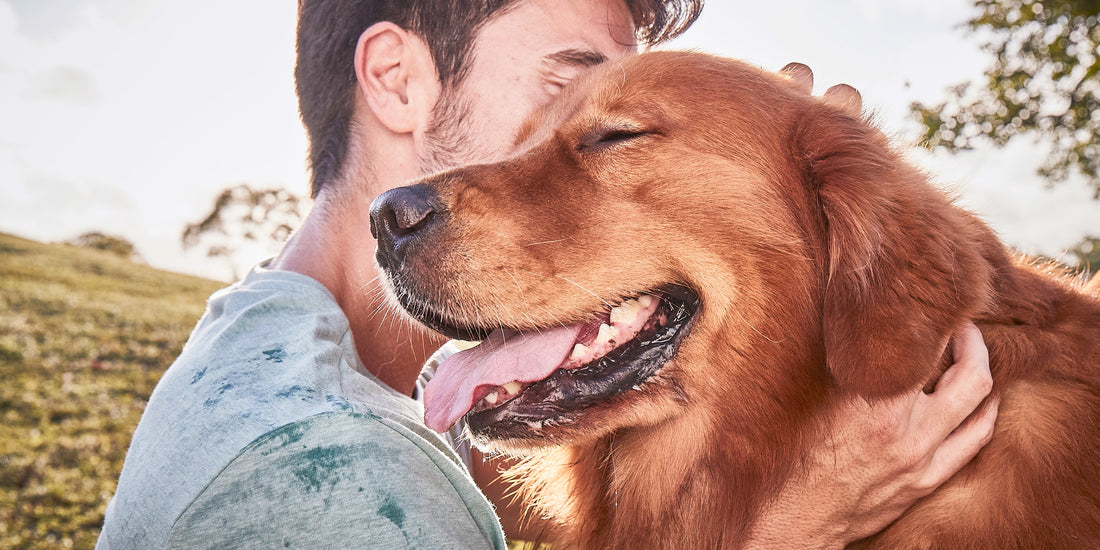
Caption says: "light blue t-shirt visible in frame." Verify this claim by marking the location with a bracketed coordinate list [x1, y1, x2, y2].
[96, 266, 505, 549]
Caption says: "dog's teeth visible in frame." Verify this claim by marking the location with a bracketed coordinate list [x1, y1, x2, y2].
[611, 298, 649, 325]
[596, 323, 617, 345]
[609, 305, 628, 324]
[483, 390, 500, 405]
[502, 381, 522, 396]
[571, 343, 590, 360]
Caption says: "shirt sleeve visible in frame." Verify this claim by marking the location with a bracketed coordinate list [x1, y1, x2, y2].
[165, 411, 505, 550]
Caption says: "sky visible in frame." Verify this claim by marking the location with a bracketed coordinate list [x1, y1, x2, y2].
[0, 0, 1097, 281]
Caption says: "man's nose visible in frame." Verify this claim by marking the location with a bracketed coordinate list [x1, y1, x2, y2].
[369, 183, 440, 266]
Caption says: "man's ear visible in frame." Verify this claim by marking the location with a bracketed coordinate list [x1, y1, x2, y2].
[795, 100, 994, 398]
[353, 22, 440, 135]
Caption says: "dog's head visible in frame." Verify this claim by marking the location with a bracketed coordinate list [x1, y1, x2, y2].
[371, 51, 994, 451]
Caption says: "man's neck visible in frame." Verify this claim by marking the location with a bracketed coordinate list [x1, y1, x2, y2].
[342, 277, 446, 397]
[270, 191, 443, 397]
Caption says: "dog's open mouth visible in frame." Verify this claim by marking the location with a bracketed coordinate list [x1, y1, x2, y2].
[421, 285, 698, 434]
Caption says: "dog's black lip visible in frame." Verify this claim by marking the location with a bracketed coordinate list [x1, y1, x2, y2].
[465, 284, 699, 438]
[390, 285, 491, 341]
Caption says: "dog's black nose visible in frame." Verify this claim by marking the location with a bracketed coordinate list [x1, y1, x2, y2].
[370, 183, 439, 266]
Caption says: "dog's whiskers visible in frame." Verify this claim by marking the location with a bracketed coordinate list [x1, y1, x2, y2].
[558, 276, 611, 308]
[514, 267, 548, 281]
[354, 274, 383, 295]
[503, 269, 549, 334]
[734, 308, 783, 344]
[524, 238, 572, 247]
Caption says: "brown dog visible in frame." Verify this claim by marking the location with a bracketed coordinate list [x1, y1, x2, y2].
[370, 51, 1100, 548]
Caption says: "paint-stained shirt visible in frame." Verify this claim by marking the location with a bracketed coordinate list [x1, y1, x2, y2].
[95, 266, 506, 550]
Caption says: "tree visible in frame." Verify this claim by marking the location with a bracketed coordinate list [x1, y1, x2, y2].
[182, 184, 304, 280]
[66, 231, 143, 263]
[912, 0, 1100, 196]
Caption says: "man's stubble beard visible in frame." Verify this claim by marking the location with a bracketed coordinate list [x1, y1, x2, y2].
[419, 85, 495, 176]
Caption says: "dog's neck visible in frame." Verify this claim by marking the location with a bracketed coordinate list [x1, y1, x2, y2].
[519, 365, 829, 548]
[519, 424, 810, 548]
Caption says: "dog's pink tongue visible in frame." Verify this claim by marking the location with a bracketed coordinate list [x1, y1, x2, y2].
[423, 325, 582, 432]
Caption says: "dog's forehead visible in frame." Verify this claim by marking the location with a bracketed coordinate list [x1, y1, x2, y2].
[585, 52, 773, 104]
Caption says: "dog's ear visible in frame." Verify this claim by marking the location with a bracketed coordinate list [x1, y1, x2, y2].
[794, 99, 993, 398]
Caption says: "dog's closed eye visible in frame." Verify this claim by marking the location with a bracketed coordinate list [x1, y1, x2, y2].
[577, 125, 653, 153]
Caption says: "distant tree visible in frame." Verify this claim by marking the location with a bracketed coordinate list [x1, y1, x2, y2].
[66, 231, 143, 262]
[182, 184, 304, 280]
[1071, 235, 1100, 274]
[912, 0, 1100, 196]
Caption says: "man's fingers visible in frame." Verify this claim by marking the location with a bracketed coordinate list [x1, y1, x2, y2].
[780, 62, 814, 94]
[916, 322, 993, 441]
[909, 322, 997, 492]
[916, 394, 1000, 494]
[952, 321, 989, 366]
[822, 84, 862, 116]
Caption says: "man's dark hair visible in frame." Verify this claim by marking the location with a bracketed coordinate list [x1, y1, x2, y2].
[295, 0, 704, 197]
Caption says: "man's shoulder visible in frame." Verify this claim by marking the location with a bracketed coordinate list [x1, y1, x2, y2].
[192, 267, 345, 351]
[166, 411, 506, 549]
[101, 268, 434, 549]
[146, 265, 363, 437]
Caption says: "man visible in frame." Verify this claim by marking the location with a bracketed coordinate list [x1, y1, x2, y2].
[98, 1, 998, 548]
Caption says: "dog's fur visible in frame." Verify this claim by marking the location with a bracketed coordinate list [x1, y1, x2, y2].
[378, 52, 1100, 548]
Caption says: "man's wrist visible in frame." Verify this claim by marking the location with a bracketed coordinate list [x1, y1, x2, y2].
[742, 496, 850, 550]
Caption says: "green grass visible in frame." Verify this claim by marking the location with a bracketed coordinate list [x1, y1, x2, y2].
[0, 233, 223, 549]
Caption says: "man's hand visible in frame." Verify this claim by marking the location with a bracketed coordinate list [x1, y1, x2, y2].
[745, 322, 999, 549]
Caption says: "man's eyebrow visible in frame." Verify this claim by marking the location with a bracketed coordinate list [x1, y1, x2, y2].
[545, 48, 608, 68]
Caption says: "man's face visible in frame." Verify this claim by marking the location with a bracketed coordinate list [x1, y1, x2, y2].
[419, 0, 636, 174]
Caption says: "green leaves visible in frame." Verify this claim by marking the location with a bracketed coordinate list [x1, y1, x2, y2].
[913, 0, 1100, 196]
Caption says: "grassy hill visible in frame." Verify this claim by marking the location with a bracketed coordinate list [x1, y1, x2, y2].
[0, 232, 223, 548]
